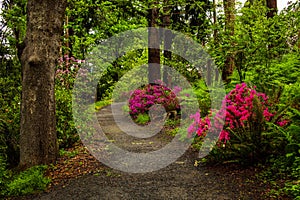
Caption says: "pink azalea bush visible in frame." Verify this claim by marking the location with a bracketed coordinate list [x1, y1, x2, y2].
[55, 54, 85, 148]
[128, 84, 181, 119]
[188, 83, 288, 143]
[55, 54, 85, 89]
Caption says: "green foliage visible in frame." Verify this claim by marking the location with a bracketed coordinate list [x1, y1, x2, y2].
[278, 107, 300, 198]
[165, 118, 180, 127]
[0, 0, 23, 166]
[248, 74, 300, 198]
[283, 180, 300, 199]
[209, 1, 300, 83]
[135, 113, 150, 125]
[2, 165, 50, 197]
[1, 0, 27, 50]
[59, 148, 79, 158]
[0, 156, 10, 196]
[169, 0, 212, 43]
[259, 152, 300, 199]
[208, 4, 300, 189]
[97, 49, 147, 101]
[0, 0, 26, 169]
[246, 53, 300, 96]
[189, 80, 211, 116]
[166, 127, 179, 137]
[95, 99, 112, 110]
[0, 74, 21, 168]
[55, 56, 82, 148]
[55, 87, 79, 148]
[64, 0, 147, 59]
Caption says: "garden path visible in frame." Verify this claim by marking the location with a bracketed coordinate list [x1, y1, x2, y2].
[31, 105, 269, 200]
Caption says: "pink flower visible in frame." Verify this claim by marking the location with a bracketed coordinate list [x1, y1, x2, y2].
[128, 83, 179, 118]
[277, 120, 289, 127]
[263, 108, 274, 121]
[187, 83, 279, 143]
[219, 130, 230, 142]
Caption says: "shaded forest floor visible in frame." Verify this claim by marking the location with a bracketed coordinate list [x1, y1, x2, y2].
[16, 105, 287, 200]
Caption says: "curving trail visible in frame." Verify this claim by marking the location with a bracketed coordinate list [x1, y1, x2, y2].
[33, 105, 268, 200]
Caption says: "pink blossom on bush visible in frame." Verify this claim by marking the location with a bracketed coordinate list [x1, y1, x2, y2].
[277, 120, 289, 127]
[219, 130, 230, 141]
[188, 111, 201, 137]
[188, 83, 286, 143]
[128, 84, 180, 119]
[56, 54, 83, 89]
[263, 108, 274, 121]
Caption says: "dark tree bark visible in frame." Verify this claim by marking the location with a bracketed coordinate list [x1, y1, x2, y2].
[212, 0, 219, 82]
[19, 0, 67, 169]
[148, 3, 161, 83]
[222, 0, 235, 84]
[298, 30, 300, 49]
[266, 0, 277, 50]
[213, 0, 218, 42]
[266, 0, 277, 18]
[162, 0, 172, 87]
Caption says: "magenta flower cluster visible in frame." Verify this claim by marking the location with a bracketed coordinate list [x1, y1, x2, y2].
[56, 54, 85, 88]
[128, 84, 181, 118]
[188, 83, 288, 142]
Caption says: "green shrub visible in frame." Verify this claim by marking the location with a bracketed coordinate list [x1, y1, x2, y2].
[189, 80, 211, 116]
[95, 99, 112, 110]
[258, 97, 300, 199]
[55, 55, 83, 148]
[283, 181, 300, 200]
[1, 165, 50, 197]
[0, 76, 21, 168]
[59, 148, 79, 158]
[55, 87, 79, 148]
[135, 113, 150, 125]
[0, 156, 10, 196]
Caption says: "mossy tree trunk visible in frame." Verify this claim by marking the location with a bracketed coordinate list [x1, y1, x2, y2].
[266, 0, 277, 18]
[162, 0, 172, 87]
[222, 0, 235, 84]
[19, 0, 67, 169]
[148, 2, 161, 83]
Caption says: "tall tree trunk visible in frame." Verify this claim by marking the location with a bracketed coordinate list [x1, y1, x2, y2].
[163, 0, 172, 87]
[266, 0, 277, 50]
[148, 3, 161, 83]
[298, 30, 300, 49]
[222, 0, 235, 84]
[65, 15, 69, 54]
[266, 0, 277, 18]
[212, 0, 219, 82]
[19, 0, 67, 169]
[213, 0, 218, 43]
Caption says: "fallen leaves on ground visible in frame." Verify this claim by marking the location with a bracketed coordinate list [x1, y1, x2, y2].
[45, 142, 105, 190]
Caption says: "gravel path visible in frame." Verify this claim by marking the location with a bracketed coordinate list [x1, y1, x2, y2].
[33, 104, 269, 200]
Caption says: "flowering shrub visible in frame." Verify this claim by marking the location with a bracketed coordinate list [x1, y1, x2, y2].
[55, 54, 84, 148]
[188, 83, 289, 143]
[128, 84, 181, 119]
[55, 54, 84, 89]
